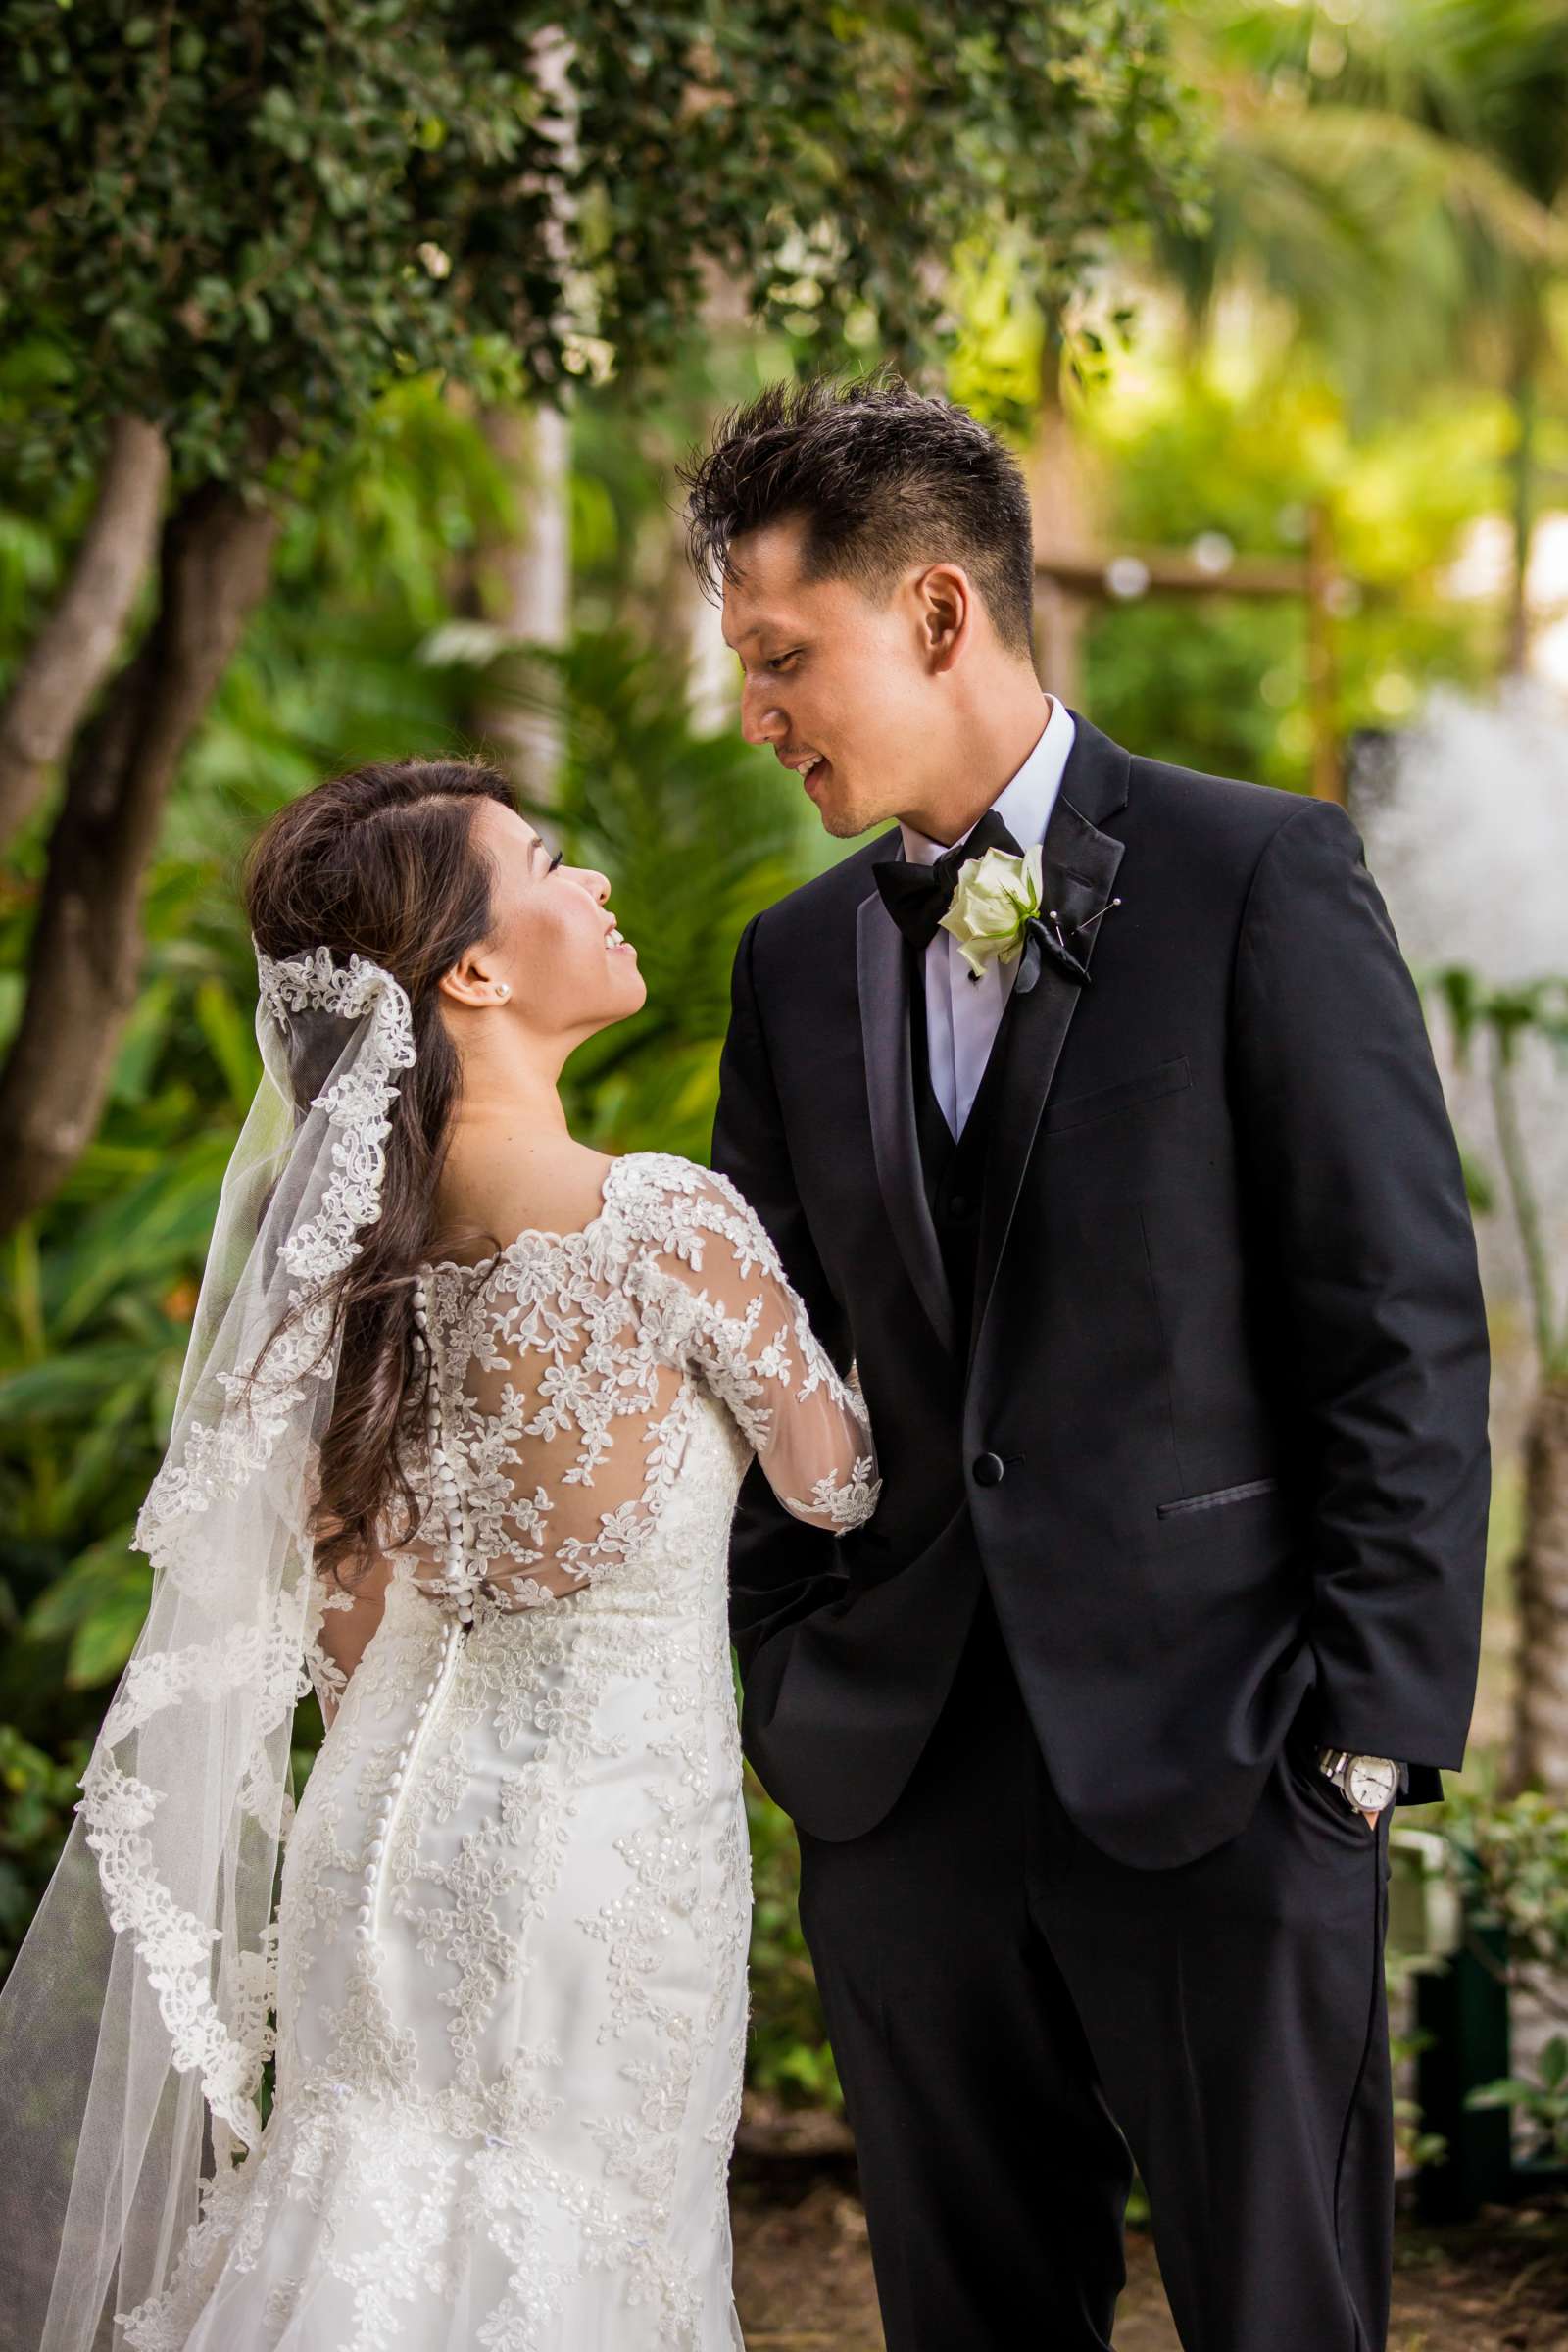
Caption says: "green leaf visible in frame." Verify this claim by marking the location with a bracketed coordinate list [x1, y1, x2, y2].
[1458, 1149, 1494, 1217]
[1464, 2078, 1543, 2109]
[0, 1348, 156, 1422]
[193, 979, 262, 1111]
[21, 1529, 150, 1690]
[107, 978, 179, 1107]
[46, 1134, 232, 1338]
[66, 1571, 152, 1688]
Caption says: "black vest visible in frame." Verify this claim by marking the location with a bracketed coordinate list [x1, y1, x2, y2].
[906, 939, 1016, 1362]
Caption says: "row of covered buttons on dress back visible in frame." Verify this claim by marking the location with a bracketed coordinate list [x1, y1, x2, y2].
[353, 1277, 469, 1947]
[352, 1612, 461, 1944]
[412, 1275, 475, 1630]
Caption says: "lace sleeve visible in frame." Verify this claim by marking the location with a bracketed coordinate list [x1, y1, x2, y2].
[628, 1160, 881, 1534]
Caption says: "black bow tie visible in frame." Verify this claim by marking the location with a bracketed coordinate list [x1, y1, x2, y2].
[872, 808, 1026, 955]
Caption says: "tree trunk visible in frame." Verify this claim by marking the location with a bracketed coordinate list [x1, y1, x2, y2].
[662, 261, 749, 734]
[0, 415, 169, 850]
[1509, 1372, 1568, 1801]
[0, 480, 279, 1234]
[471, 21, 577, 808]
[473, 400, 572, 802]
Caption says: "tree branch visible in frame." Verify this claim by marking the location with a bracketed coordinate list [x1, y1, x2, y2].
[0, 415, 169, 850]
[0, 478, 279, 1235]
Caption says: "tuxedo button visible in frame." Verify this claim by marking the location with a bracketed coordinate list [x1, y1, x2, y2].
[949, 1193, 970, 1219]
[973, 1451, 1005, 1487]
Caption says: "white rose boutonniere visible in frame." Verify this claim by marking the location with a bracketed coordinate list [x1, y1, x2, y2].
[938, 843, 1045, 980]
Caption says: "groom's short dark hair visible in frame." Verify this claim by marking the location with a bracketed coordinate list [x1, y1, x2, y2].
[678, 368, 1037, 662]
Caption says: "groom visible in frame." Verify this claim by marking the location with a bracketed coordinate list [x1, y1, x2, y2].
[686, 375, 1490, 2350]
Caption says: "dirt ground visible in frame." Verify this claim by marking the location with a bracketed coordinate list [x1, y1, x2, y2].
[729, 2119, 1568, 2352]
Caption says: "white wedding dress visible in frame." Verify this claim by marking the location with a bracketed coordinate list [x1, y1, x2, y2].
[117, 1152, 877, 2352]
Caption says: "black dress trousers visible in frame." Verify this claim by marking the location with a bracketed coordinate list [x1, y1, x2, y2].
[797, 1585, 1396, 2352]
[796, 950, 1396, 2352]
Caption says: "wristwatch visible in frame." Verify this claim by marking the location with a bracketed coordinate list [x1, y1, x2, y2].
[1317, 1748, 1400, 1815]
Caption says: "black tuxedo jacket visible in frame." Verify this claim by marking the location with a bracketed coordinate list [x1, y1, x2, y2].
[710, 712, 1491, 1869]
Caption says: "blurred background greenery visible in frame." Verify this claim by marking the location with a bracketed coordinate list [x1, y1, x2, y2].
[2, 0, 1567, 2271]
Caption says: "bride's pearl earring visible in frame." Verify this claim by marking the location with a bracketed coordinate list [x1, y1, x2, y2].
[494, 983, 510, 1001]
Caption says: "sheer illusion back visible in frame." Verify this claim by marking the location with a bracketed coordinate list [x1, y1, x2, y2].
[313, 1152, 876, 1704]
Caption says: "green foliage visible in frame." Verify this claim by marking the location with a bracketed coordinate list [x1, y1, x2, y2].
[1437, 969, 1568, 1074]
[744, 1771, 841, 2109]
[0, 1723, 89, 1981]
[1436, 1784, 1568, 2162]
[1079, 363, 1496, 789]
[173, 374, 515, 826]
[1089, 591, 1303, 792]
[1466, 2032, 1568, 2162]
[0, 1144, 240, 1740]
[1158, 0, 1568, 417]
[1384, 1940, 1452, 2171]
[567, 336, 786, 653]
[0, 0, 1198, 494]
[24, 1530, 151, 1693]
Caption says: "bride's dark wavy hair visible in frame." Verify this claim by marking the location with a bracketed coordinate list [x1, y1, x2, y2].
[242, 756, 516, 1588]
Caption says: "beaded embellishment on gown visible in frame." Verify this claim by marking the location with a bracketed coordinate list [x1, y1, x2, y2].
[116, 1152, 878, 2352]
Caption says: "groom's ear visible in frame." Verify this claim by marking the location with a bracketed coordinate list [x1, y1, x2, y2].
[911, 562, 974, 673]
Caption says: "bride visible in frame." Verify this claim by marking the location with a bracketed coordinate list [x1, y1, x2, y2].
[0, 756, 879, 2351]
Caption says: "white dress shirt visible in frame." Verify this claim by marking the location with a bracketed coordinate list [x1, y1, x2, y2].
[898, 695, 1076, 1137]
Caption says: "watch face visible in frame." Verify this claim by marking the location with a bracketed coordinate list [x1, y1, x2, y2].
[1348, 1756, 1398, 1810]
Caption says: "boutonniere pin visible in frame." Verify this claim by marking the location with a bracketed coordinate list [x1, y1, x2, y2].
[939, 845, 1121, 995]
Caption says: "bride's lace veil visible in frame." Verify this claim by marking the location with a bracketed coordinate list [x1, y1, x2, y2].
[0, 944, 416, 2351]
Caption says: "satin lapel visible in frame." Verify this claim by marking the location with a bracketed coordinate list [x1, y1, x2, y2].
[967, 757, 1127, 1377]
[856, 881, 956, 1356]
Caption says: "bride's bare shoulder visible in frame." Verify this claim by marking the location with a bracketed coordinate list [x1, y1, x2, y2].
[428, 1135, 620, 1259]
